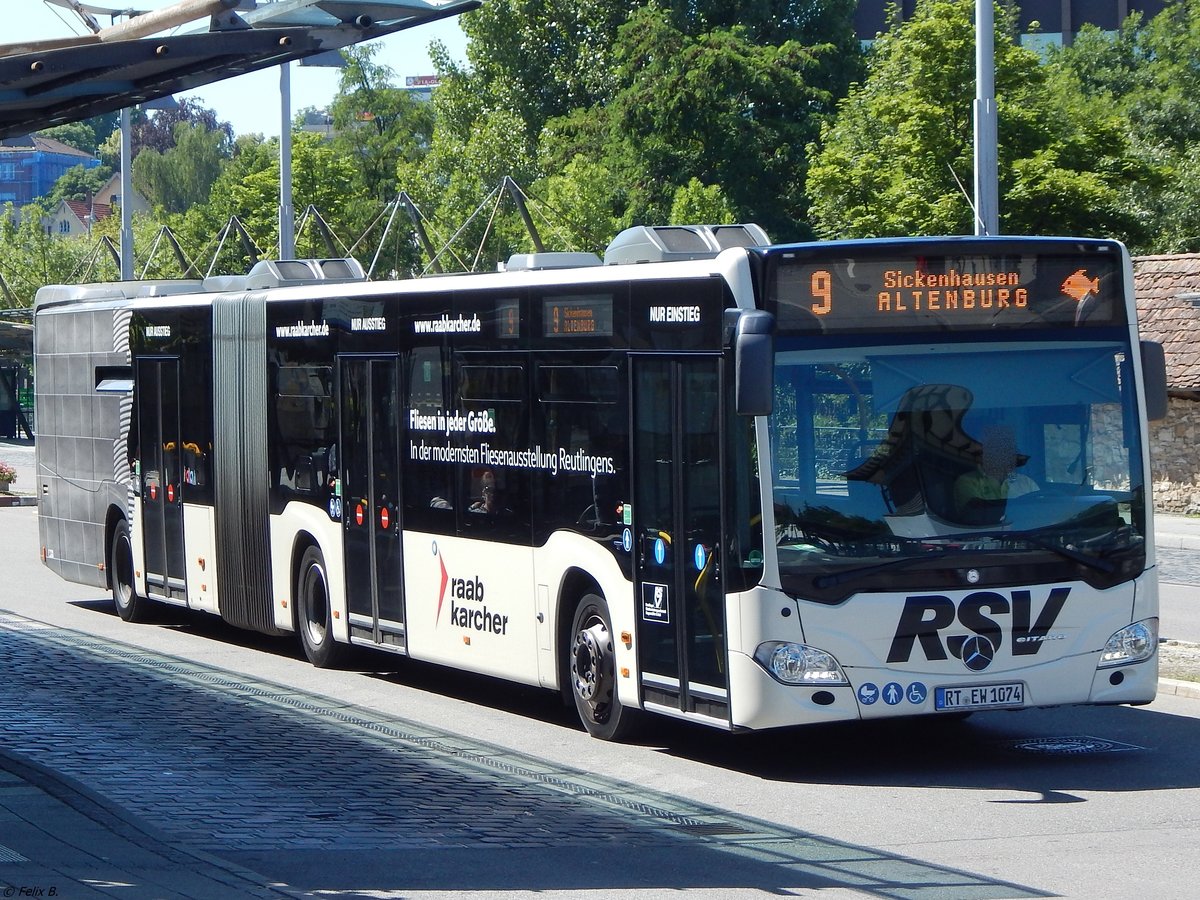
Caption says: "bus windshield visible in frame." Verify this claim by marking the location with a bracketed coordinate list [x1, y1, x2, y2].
[769, 334, 1147, 602]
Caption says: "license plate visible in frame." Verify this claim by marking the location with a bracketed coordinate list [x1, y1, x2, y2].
[935, 682, 1025, 711]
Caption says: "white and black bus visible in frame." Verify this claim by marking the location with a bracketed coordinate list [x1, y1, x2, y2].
[33, 227, 1167, 738]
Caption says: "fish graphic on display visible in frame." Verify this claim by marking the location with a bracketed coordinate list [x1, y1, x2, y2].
[1060, 269, 1100, 302]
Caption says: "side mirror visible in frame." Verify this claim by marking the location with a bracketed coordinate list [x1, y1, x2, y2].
[1140, 340, 1168, 421]
[731, 310, 775, 416]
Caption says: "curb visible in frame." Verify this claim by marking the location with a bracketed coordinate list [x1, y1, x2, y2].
[1156, 533, 1200, 551]
[0, 494, 35, 508]
[1157, 677, 1200, 700]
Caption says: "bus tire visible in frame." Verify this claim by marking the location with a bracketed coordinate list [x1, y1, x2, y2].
[568, 593, 640, 741]
[110, 518, 147, 623]
[297, 545, 344, 668]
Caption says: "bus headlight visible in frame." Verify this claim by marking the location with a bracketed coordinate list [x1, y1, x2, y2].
[1098, 618, 1158, 668]
[754, 641, 849, 686]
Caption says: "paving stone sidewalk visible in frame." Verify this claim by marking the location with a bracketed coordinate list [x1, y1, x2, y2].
[0, 613, 1036, 899]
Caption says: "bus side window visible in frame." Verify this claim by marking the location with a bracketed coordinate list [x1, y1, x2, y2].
[273, 365, 335, 496]
[457, 358, 531, 541]
[403, 347, 455, 533]
[535, 363, 626, 539]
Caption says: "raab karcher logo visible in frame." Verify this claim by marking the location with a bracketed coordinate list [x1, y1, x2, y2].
[433, 542, 509, 635]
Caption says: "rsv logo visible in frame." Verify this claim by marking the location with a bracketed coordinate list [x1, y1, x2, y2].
[886, 588, 1070, 671]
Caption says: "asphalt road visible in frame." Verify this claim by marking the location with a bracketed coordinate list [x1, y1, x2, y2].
[4, 504, 1200, 898]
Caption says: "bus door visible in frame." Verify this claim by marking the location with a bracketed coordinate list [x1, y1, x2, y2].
[632, 356, 729, 723]
[136, 357, 186, 601]
[339, 356, 406, 649]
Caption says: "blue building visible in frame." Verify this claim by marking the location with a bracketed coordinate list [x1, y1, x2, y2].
[0, 135, 100, 207]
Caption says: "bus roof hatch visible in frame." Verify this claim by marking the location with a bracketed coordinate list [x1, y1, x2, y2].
[238, 258, 367, 290]
[603, 223, 769, 265]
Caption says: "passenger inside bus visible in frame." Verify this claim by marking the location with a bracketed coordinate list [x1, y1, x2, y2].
[953, 424, 1038, 524]
[469, 468, 503, 514]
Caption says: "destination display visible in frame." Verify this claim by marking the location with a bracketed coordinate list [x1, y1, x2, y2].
[767, 245, 1127, 333]
[543, 294, 615, 338]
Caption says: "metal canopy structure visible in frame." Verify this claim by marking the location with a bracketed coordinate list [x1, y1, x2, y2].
[0, 0, 479, 139]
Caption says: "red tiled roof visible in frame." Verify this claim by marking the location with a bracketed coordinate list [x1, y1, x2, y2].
[64, 199, 112, 222]
[1135, 254, 1200, 391]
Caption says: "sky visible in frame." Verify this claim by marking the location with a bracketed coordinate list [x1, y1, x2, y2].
[8, 1, 470, 138]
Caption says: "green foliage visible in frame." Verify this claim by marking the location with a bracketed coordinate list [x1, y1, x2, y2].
[429, 0, 860, 256]
[330, 46, 435, 201]
[133, 122, 229, 214]
[670, 179, 736, 226]
[38, 123, 98, 155]
[44, 164, 114, 207]
[805, 0, 1200, 250]
[11, 0, 1200, 293]
[806, 0, 1157, 243]
[0, 207, 90, 305]
[599, 5, 851, 238]
[539, 155, 625, 255]
[176, 131, 359, 266]
[1042, 1, 1200, 251]
[39, 114, 120, 156]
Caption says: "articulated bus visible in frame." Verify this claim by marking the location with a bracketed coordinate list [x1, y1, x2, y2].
[33, 226, 1168, 739]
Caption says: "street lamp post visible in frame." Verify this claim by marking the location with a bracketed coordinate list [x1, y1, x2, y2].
[974, 0, 1000, 235]
[279, 62, 295, 260]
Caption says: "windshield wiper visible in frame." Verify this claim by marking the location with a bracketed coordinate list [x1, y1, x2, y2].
[812, 549, 950, 588]
[810, 528, 1121, 589]
[947, 529, 1118, 574]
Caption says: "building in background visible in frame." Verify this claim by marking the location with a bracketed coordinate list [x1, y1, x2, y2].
[93, 171, 149, 217]
[1134, 253, 1200, 514]
[403, 75, 440, 103]
[42, 198, 112, 238]
[0, 135, 99, 207]
[854, 0, 1169, 46]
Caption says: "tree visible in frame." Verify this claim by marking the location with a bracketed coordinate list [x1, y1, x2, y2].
[670, 179, 736, 226]
[566, 5, 854, 239]
[135, 98, 233, 156]
[40, 113, 120, 156]
[1125, 1, 1200, 153]
[805, 0, 1150, 242]
[133, 122, 229, 214]
[0, 206, 90, 306]
[329, 46, 435, 201]
[424, 0, 860, 259]
[325, 45, 436, 275]
[174, 131, 360, 268]
[45, 164, 114, 207]
[1044, 3, 1200, 252]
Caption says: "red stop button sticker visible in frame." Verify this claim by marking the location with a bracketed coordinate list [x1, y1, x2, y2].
[167, 484, 175, 503]
[355, 503, 365, 526]
[380, 507, 390, 530]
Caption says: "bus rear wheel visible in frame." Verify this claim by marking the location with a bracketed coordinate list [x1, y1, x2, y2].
[297, 545, 344, 668]
[110, 518, 147, 623]
[568, 593, 639, 741]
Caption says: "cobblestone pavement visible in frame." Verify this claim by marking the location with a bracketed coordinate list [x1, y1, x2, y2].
[1159, 546, 1200, 585]
[1155, 548, 1200, 682]
[0, 613, 1038, 898]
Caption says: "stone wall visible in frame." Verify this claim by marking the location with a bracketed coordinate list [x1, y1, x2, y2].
[1152, 396, 1200, 514]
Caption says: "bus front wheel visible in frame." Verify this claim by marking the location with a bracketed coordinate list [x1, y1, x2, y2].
[297, 545, 344, 668]
[568, 593, 639, 741]
[110, 519, 146, 623]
